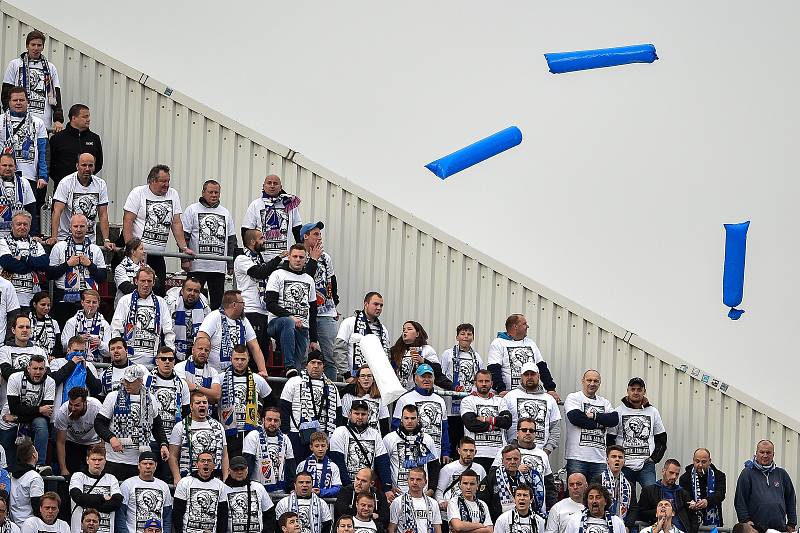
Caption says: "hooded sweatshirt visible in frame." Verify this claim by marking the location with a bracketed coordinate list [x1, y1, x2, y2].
[735, 460, 797, 531]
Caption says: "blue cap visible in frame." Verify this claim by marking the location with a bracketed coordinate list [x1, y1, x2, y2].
[300, 221, 324, 241]
[143, 518, 162, 530]
[415, 363, 434, 376]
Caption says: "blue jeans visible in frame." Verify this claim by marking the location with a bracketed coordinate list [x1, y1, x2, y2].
[0, 417, 49, 469]
[566, 459, 608, 483]
[623, 460, 657, 495]
[267, 317, 310, 370]
[316, 316, 339, 380]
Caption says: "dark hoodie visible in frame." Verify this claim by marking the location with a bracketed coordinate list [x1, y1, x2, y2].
[11, 463, 42, 518]
[605, 396, 667, 464]
[264, 262, 319, 341]
[735, 460, 797, 531]
[173, 472, 229, 533]
[224, 475, 274, 533]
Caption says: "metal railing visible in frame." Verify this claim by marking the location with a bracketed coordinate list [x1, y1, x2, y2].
[634, 522, 731, 533]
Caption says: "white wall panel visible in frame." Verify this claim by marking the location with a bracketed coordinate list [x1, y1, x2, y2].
[3, 3, 796, 523]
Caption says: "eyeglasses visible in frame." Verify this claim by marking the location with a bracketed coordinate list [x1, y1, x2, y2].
[518, 428, 535, 433]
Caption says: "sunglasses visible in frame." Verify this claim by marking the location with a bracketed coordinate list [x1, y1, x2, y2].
[157, 357, 175, 362]
[518, 428, 535, 433]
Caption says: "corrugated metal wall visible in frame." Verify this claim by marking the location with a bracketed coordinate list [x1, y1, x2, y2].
[3, 3, 797, 523]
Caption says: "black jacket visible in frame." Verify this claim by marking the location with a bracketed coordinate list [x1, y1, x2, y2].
[637, 482, 698, 533]
[334, 484, 390, 531]
[678, 463, 726, 526]
[48, 123, 103, 183]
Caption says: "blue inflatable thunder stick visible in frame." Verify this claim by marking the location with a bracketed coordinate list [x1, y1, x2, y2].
[723, 221, 750, 320]
[545, 44, 658, 74]
[425, 126, 523, 180]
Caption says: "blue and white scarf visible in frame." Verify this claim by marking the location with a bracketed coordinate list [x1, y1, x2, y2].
[578, 508, 614, 533]
[100, 360, 134, 395]
[398, 492, 434, 533]
[0, 174, 26, 229]
[300, 455, 332, 491]
[260, 191, 300, 242]
[258, 427, 286, 490]
[63, 239, 97, 302]
[451, 345, 478, 390]
[29, 311, 56, 354]
[496, 465, 546, 518]
[145, 371, 184, 424]
[184, 357, 213, 388]
[124, 290, 161, 358]
[172, 296, 207, 360]
[2, 111, 35, 161]
[218, 312, 244, 365]
[112, 388, 153, 452]
[601, 468, 631, 518]
[287, 492, 322, 533]
[692, 467, 719, 526]
[20, 53, 57, 107]
[72, 310, 103, 361]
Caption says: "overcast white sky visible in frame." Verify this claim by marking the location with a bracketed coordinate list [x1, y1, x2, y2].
[15, 1, 799, 417]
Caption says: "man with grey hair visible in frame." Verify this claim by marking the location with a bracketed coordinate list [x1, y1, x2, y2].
[122, 164, 194, 295]
[734, 439, 797, 532]
[47, 213, 107, 325]
[0, 210, 47, 307]
[242, 174, 303, 261]
[181, 179, 236, 309]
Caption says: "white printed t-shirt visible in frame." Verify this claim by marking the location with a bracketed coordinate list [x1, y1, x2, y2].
[181, 202, 235, 273]
[487, 336, 545, 392]
[265, 268, 316, 328]
[608, 403, 666, 471]
[123, 185, 182, 251]
[459, 394, 509, 459]
[563, 391, 614, 463]
[52, 173, 109, 241]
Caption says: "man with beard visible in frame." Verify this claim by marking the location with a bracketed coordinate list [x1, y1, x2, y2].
[54, 386, 103, 476]
[49, 152, 111, 246]
[165, 278, 210, 362]
[607, 378, 667, 494]
[436, 437, 487, 525]
[241, 174, 302, 261]
[460, 369, 511, 473]
[217, 345, 272, 458]
[234, 229, 285, 358]
[546, 473, 587, 533]
[0, 155, 35, 238]
[638, 460, 697, 533]
[173, 451, 228, 533]
[174, 335, 221, 405]
[181, 180, 237, 310]
[48, 214, 107, 325]
[388, 467, 442, 533]
[351, 492, 379, 532]
[487, 314, 558, 399]
[243, 406, 296, 492]
[275, 471, 333, 533]
[0, 354, 55, 470]
[503, 362, 561, 451]
[280, 351, 342, 461]
[198, 290, 267, 375]
[592, 445, 637, 529]
[116, 452, 173, 533]
[494, 485, 546, 533]
[334, 292, 390, 382]
[169, 391, 228, 484]
[479, 444, 546, 521]
[98, 337, 149, 399]
[68, 444, 123, 533]
[382, 404, 440, 498]
[94, 366, 169, 482]
[491, 418, 557, 510]
[564, 370, 618, 482]
[447, 469, 493, 533]
[20, 492, 70, 533]
[329, 400, 392, 486]
[334, 468, 390, 530]
[223, 456, 274, 533]
[564, 484, 626, 533]
[0, 210, 46, 306]
[678, 448, 726, 529]
[0, 313, 48, 382]
[111, 267, 175, 365]
[392, 364, 450, 462]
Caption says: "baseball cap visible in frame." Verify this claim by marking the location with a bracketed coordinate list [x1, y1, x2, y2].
[520, 361, 539, 375]
[143, 518, 162, 530]
[415, 363, 434, 376]
[122, 365, 146, 383]
[628, 377, 646, 387]
[230, 456, 247, 470]
[351, 399, 370, 411]
[300, 221, 324, 241]
[138, 451, 157, 463]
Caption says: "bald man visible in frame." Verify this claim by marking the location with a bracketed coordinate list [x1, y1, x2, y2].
[679, 448, 726, 528]
[546, 473, 587, 533]
[241, 174, 303, 261]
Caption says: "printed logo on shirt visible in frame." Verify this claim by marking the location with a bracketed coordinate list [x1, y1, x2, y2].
[621, 414, 652, 457]
[11, 350, 34, 370]
[361, 398, 380, 430]
[151, 384, 179, 433]
[82, 483, 112, 532]
[261, 440, 284, 484]
[516, 398, 548, 444]
[16, 64, 46, 115]
[280, 280, 311, 318]
[72, 192, 99, 224]
[187, 487, 220, 531]
[457, 353, 479, 391]
[132, 301, 157, 354]
[416, 401, 443, 449]
[20, 381, 43, 406]
[259, 205, 289, 252]
[227, 490, 261, 533]
[355, 524, 378, 533]
[300, 381, 325, 423]
[586, 524, 609, 533]
[346, 438, 376, 479]
[134, 487, 164, 531]
[474, 404, 503, 445]
[120, 403, 143, 449]
[580, 402, 607, 448]
[296, 499, 312, 532]
[197, 213, 226, 255]
[520, 449, 545, 475]
[181, 426, 221, 474]
[507, 346, 535, 387]
[142, 199, 172, 246]
[398, 355, 415, 388]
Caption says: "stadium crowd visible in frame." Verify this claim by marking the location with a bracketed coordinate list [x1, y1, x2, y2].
[0, 29, 794, 533]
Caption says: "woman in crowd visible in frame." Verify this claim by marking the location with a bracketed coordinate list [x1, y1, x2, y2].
[340, 364, 390, 436]
[29, 291, 61, 357]
[114, 237, 145, 304]
[389, 320, 450, 390]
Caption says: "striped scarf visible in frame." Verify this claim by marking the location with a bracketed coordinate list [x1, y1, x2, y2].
[352, 310, 388, 372]
[220, 367, 258, 435]
[2, 110, 35, 161]
[692, 467, 719, 526]
[145, 371, 184, 424]
[63, 238, 97, 301]
[72, 310, 103, 361]
[245, 248, 268, 309]
[287, 492, 322, 533]
[457, 496, 486, 524]
[171, 296, 207, 360]
[20, 53, 57, 106]
[451, 345, 477, 389]
[260, 192, 300, 241]
[100, 360, 134, 395]
[218, 312, 244, 365]
[29, 312, 55, 354]
[397, 427, 435, 469]
[258, 427, 286, 489]
[112, 389, 153, 452]
[601, 469, 631, 518]
[578, 508, 614, 533]
[496, 465, 546, 517]
[0, 176, 25, 228]
[300, 455, 331, 490]
[124, 290, 161, 358]
[398, 492, 434, 533]
[299, 371, 338, 436]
